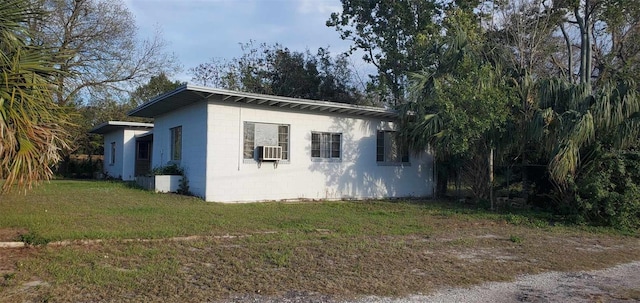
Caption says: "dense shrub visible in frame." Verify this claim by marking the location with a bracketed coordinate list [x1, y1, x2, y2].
[150, 163, 183, 175]
[574, 151, 640, 230]
[56, 155, 102, 179]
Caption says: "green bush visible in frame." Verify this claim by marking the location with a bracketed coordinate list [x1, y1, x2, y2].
[509, 235, 523, 243]
[150, 164, 191, 196]
[176, 174, 191, 196]
[575, 151, 640, 230]
[56, 155, 102, 179]
[151, 163, 183, 175]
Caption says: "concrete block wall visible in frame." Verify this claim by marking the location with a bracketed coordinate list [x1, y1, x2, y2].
[151, 102, 208, 198]
[204, 100, 434, 202]
[102, 129, 151, 181]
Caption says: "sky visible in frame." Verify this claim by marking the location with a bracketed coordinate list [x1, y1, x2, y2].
[123, 0, 370, 83]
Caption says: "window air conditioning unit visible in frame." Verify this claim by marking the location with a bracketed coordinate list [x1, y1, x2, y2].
[258, 146, 282, 161]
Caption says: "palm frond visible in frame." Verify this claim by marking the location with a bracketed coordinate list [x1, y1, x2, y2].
[614, 113, 640, 149]
[535, 75, 640, 186]
[0, 0, 71, 193]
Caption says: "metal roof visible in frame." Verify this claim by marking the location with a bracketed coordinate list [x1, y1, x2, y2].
[89, 121, 154, 135]
[128, 84, 398, 119]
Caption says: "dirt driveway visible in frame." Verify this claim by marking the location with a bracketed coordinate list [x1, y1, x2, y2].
[351, 261, 640, 303]
[0, 228, 640, 303]
[224, 262, 640, 302]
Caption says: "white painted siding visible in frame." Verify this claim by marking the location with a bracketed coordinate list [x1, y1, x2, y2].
[103, 131, 123, 179]
[122, 129, 148, 180]
[151, 102, 208, 198]
[204, 100, 434, 202]
[102, 129, 149, 181]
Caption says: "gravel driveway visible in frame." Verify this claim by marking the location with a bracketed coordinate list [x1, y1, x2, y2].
[353, 261, 640, 303]
[227, 261, 640, 303]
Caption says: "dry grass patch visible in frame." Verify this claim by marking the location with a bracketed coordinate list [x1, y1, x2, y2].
[614, 289, 640, 301]
[0, 180, 639, 302]
[3, 226, 639, 302]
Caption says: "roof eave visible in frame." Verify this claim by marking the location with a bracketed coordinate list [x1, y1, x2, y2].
[89, 121, 154, 135]
[128, 84, 399, 120]
[128, 84, 190, 118]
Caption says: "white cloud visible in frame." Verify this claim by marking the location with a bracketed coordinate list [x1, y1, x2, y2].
[297, 0, 341, 15]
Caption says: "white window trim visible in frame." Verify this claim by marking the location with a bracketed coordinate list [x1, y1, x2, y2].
[243, 121, 291, 164]
[311, 131, 342, 162]
[376, 130, 410, 166]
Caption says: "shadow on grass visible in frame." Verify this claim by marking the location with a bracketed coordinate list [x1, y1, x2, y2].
[122, 180, 145, 191]
[382, 197, 573, 230]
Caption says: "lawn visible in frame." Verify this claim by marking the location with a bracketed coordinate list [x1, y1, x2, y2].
[0, 180, 639, 302]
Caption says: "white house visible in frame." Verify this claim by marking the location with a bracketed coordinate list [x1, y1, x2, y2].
[89, 121, 153, 181]
[95, 84, 435, 202]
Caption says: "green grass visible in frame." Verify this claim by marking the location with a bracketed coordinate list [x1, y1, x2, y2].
[0, 180, 450, 241]
[1, 180, 638, 302]
[0, 180, 624, 242]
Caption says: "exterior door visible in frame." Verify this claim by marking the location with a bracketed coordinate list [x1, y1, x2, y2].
[135, 141, 152, 176]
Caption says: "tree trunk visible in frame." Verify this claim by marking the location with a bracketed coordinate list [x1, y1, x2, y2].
[436, 160, 448, 197]
[560, 24, 573, 83]
[522, 151, 529, 201]
[584, 0, 592, 85]
[489, 147, 494, 210]
[575, 0, 593, 85]
[456, 166, 462, 200]
[575, 6, 587, 84]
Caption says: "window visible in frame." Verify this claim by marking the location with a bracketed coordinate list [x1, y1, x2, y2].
[137, 141, 150, 160]
[170, 126, 182, 161]
[376, 131, 409, 163]
[110, 142, 116, 165]
[278, 125, 289, 160]
[243, 122, 255, 159]
[311, 132, 341, 159]
[243, 122, 290, 160]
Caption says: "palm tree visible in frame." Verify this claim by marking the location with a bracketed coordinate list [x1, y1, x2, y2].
[531, 77, 640, 202]
[399, 27, 515, 203]
[0, 0, 70, 193]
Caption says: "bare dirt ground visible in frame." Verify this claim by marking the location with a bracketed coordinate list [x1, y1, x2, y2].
[1, 226, 639, 303]
[0, 228, 26, 242]
[222, 262, 640, 303]
[355, 261, 640, 303]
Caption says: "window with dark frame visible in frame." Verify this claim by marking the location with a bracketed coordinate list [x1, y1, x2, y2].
[170, 126, 182, 161]
[137, 141, 150, 160]
[110, 142, 116, 164]
[376, 131, 409, 163]
[311, 132, 341, 159]
[243, 122, 290, 160]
